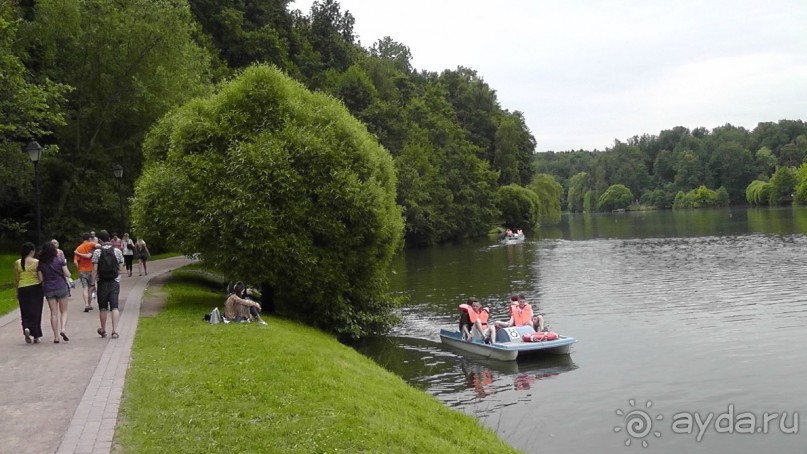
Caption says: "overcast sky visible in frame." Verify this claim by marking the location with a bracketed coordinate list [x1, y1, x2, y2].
[291, 0, 807, 152]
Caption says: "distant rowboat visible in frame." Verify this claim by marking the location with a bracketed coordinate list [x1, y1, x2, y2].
[502, 233, 525, 244]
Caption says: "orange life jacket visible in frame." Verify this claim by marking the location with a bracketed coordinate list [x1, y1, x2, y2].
[509, 303, 533, 327]
[459, 304, 490, 327]
[522, 331, 559, 342]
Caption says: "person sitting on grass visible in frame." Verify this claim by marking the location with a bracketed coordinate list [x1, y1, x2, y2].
[224, 281, 267, 325]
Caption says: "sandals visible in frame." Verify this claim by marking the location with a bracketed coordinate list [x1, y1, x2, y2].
[60, 332, 69, 342]
[97, 328, 107, 338]
[111, 332, 119, 339]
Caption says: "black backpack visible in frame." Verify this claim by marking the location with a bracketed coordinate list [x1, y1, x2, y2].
[97, 247, 119, 280]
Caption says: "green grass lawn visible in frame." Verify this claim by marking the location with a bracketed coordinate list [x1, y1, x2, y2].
[0, 254, 18, 316]
[0, 253, 81, 317]
[116, 270, 519, 453]
[0, 251, 181, 317]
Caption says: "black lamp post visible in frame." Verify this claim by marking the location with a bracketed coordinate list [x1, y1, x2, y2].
[25, 140, 43, 245]
[112, 164, 124, 233]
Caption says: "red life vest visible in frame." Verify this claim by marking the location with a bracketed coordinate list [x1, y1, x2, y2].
[459, 304, 490, 327]
[509, 303, 533, 327]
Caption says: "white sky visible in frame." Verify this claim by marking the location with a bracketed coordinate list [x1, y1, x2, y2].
[291, 0, 807, 151]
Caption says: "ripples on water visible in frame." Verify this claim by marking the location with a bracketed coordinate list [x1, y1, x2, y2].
[355, 231, 807, 453]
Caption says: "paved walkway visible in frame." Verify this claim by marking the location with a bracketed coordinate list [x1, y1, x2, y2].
[0, 256, 194, 454]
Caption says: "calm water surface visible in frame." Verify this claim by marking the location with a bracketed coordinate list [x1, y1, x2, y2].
[352, 207, 807, 453]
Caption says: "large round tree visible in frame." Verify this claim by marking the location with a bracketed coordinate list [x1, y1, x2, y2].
[131, 65, 404, 338]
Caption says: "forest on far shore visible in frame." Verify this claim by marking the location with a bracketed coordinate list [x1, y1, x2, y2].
[534, 120, 807, 212]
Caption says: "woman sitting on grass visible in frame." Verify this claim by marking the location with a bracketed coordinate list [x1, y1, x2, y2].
[224, 281, 267, 325]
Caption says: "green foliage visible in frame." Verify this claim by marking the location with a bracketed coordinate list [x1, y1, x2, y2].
[708, 140, 756, 203]
[583, 190, 597, 212]
[672, 185, 729, 209]
[132, 65, 404, 338]
[794, 164, 807, 205]
[755, 146, 777, 177]
[746, 180, 771, 206]
[187, 0, 297, 72]
[528, 173, 563, 224]
[395, 82, 499, 245]
[118, 270, 517, 453]
[0, 5, 69, 235]
[597, 184, 633, 212]
[640, 187, 676, 209]
[567, 171, 590, 212]
[535, 120, 807, 211]
[767, 166, 798, 206]
[15, 0, 214, 239]
[495, 184, 541, 230]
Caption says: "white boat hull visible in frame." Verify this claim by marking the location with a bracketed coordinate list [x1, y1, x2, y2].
[439, 326, 577, 361]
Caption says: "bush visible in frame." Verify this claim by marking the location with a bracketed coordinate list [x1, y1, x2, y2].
[597, 184, 633, 212]
[495, 184, 541, 230]
[672, 185, 729, 209]
[132, 65, 404, 338]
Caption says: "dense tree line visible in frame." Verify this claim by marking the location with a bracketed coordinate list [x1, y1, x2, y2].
[1, 0, 560, 250]
[535, 121, 807, 212]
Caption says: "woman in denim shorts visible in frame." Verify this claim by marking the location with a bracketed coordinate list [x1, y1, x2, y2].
[37, 241, 72, 343]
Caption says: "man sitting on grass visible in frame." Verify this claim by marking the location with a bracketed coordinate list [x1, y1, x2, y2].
[224, 281, 267, 325]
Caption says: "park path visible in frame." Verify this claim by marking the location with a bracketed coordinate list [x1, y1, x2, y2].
[0, 256, 194, 454]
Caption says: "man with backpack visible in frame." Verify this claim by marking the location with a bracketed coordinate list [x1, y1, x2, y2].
[91, 230, 125, 339]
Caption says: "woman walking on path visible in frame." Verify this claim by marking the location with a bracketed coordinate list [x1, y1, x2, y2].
[135, 238, 150, 276]
[37, 241, 72, 343]
[14, 242, 44, 344]
[122, 233, 135, 277]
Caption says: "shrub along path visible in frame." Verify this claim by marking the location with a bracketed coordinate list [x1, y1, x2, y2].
[0, 256, 194, 454]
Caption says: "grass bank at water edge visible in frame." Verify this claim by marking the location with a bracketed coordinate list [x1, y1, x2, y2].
[116, 270, 519, 453]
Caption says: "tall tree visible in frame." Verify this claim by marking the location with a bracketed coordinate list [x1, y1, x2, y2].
[567, 171, 590, 212]
[188, 0, 296, 72]
[22, 0, 214, 236]
[528, 173, 562, 225]
[396, 82, 498, 244]
[0, 4, 68, 237]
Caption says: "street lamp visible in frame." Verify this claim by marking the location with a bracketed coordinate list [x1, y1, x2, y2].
[112, 164, 125, 233]
[25, 140, 42, 245]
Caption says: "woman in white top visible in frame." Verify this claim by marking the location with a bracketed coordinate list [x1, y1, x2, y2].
[121, 233, 135, 277]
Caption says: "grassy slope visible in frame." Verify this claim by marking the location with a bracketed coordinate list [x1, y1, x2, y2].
[117, 270, 518, 453]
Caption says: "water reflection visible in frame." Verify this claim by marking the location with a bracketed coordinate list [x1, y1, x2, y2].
[351, 336, 579, 403]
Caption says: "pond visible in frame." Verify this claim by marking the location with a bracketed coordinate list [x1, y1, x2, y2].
[351, 207, 807, 453]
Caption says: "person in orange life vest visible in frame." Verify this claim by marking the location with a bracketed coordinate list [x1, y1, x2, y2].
[523, 294, 546, 332]
[495, 294, 532, 329]
[459, 298, 496, 344]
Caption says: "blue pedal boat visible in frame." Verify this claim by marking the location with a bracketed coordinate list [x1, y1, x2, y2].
[440, 325, 577, 361]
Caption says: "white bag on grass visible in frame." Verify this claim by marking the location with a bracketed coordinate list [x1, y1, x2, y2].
[209, 307, 222, 324]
